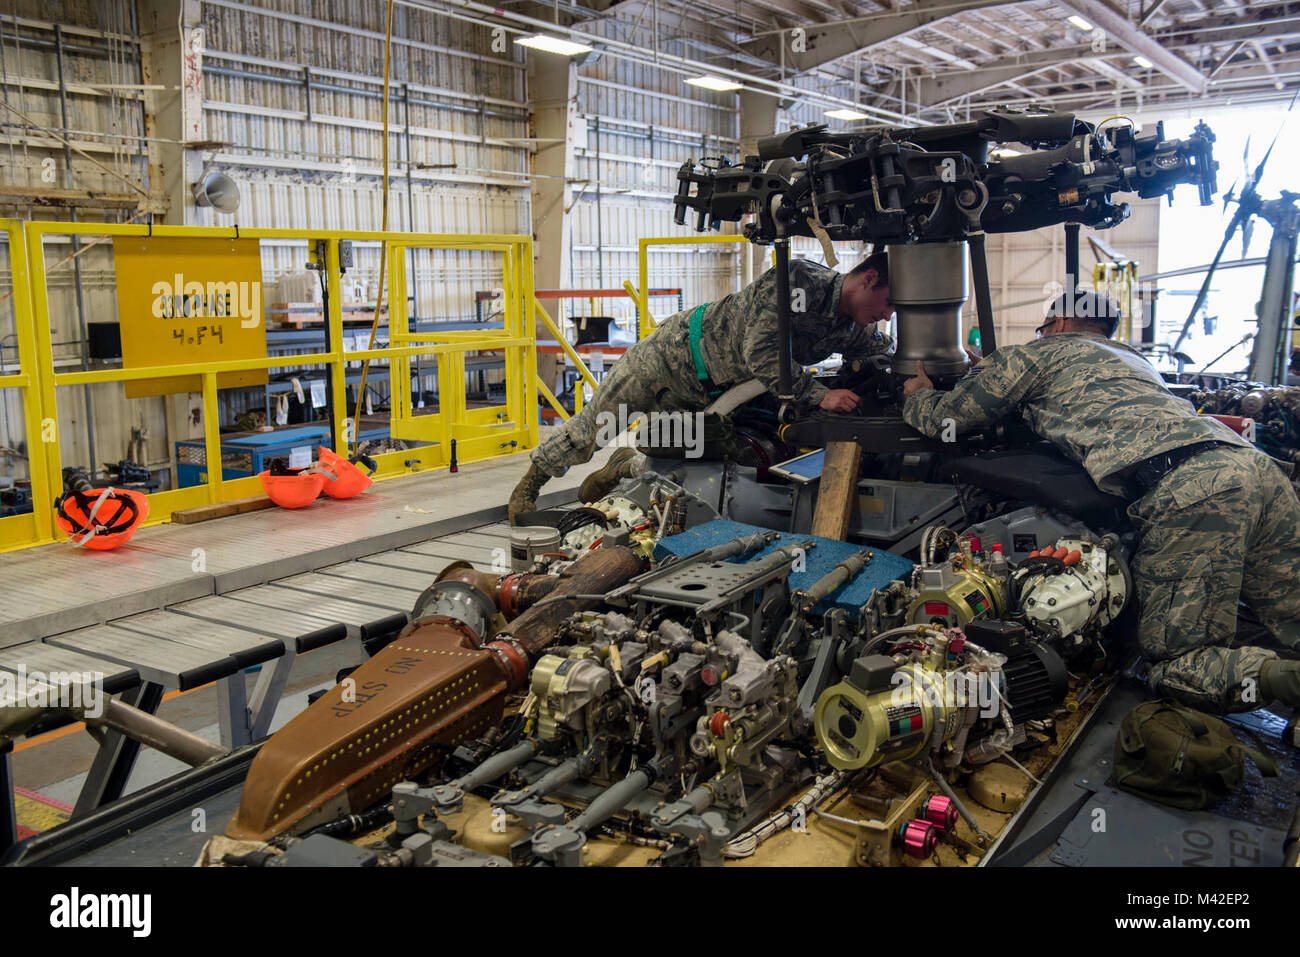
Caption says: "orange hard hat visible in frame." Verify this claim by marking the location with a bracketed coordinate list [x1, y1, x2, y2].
[317, 447, 373, 500]
[55, 486, 150, 550]
[259, 469, 325, 508]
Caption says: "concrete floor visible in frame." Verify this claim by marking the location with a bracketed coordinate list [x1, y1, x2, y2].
[8, 436, 615, 832]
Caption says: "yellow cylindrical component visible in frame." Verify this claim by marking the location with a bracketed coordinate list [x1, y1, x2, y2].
[906, 565, 1004, 627]
[814, 664, 953, 771]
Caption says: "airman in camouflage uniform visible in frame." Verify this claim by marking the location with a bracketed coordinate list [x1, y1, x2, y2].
[509, 254, 895, 520]
[902, 291, 1300, 714]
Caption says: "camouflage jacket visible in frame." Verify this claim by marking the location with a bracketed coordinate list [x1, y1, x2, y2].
[901, 332, 1250, 496]
[693, 260, 892, 410]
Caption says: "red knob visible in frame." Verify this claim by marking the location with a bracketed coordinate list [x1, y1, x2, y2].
[921, 794, 958, 831]
[899, 819, 938, 858]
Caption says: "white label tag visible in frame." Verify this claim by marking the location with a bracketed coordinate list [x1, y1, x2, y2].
[310, 380, 327, 408]
[588, 349, 604, 373]
[289, 445, 311, 470]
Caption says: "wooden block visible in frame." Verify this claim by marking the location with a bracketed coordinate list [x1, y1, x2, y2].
[811, 441, 862, 541]
[171, 495, 274, 525]
[267, 302, 387, 329]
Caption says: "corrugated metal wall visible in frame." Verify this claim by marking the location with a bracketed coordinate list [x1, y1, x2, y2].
[984, 199, 1161, 346]
[568, 17, 744, 330]
[1, 2, 161, 484]
[200, 0, 533, 321]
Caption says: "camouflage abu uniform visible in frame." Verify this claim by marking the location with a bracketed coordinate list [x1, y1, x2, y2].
[532, 261, 892, 476]
[902, 332, 1300, 713]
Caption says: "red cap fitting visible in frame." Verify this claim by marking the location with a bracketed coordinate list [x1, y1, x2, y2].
[899, 819, 938, 859]
[991, 543, 1004, 554]
[921, 794, 958, 832]
[709, 711, 730, 738]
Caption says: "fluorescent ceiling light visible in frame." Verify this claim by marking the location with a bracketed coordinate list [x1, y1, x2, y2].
[686, 75, 742, 91]
[1133, 55, 1154, 69]
[1067, 15, 1093, 31]
[515, 34, 593, 56]
[825, 108, 871, 120]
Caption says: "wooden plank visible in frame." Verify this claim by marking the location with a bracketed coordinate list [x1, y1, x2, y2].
[811, 441, 862, 542]
[171, 495, 274, 525]
[0, 185, 140, 209]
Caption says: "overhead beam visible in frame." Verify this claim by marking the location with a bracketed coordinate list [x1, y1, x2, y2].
[1207, 40, 1248, 79]
[1156, 11, 1300, 48]
[1058, 0, 1207, 93]
[914, 44, 1095, 105]
[1138, 0, 1170, 26]
[742, 0, 1013, 74]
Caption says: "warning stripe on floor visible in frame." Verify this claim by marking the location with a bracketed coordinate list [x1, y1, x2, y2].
[13, 785, 72, 837]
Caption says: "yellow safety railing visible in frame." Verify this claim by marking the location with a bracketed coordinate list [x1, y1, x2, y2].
[1093, 260, 1138, 343]
[635, 234, 749, 340]
[534, 297, 601, 417]
[0, 221, 539, 554]
[0, 219, 50, 551]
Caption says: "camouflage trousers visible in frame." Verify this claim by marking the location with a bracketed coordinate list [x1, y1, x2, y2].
[531, 311, 710, 477]
[1128, 444, 1300, 713]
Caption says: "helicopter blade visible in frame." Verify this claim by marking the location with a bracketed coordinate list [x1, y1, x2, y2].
[1172, 205, 1246, 353]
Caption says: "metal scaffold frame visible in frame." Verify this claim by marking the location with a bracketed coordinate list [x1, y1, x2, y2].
[0, 220, 541, 553]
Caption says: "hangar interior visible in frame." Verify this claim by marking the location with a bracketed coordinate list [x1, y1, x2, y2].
[0, 0, 1298, 870]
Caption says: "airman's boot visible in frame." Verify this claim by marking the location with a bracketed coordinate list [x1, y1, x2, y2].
[579, 447, 643, 503]
[508, 463, 551, 524]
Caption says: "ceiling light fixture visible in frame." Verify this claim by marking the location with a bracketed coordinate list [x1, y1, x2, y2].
[825, 108, 871, 120]
[686, 75, 743, 91]
[1133, 55, 1154, 69]
[515, 34, 594, 56]
[1067, 15, 1093, 31]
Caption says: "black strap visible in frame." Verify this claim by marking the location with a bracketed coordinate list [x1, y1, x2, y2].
[56, 488, 140, 537]
[1130, 441, 1224, 494]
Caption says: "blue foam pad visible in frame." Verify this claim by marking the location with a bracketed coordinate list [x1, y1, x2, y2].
[653, 519, 914, 620]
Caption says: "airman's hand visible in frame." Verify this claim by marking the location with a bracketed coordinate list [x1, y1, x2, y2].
[902, 360, 933, 399]
[819, 389, 861, 413]
[964, 345, 982, 366]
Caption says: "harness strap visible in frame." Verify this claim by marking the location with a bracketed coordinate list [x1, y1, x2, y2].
[687, 302, 723, 397]
[56, 486, 141, 540]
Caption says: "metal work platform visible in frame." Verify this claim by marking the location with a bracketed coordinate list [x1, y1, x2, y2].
[0, 449, 595, 646]
[0, 446, 609, 853]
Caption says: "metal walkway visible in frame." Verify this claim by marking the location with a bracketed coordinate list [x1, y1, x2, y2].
[0, 516, 514, 850]
[0, 519, 511, 729]
[0, 446, 615, 852]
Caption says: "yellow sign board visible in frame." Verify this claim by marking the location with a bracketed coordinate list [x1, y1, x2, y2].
[113, 237, 268, 398]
